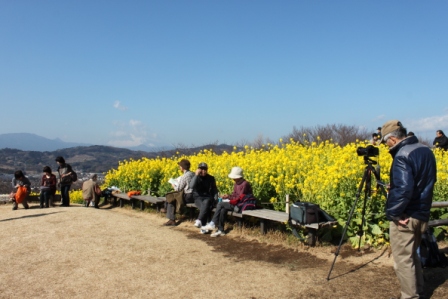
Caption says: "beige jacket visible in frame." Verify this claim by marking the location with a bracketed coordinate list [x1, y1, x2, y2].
[82, 179, 99, 202]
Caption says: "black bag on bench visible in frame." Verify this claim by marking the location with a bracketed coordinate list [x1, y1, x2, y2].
[290, 201, 321, 224]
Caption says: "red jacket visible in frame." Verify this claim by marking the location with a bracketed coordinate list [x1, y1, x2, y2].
[228, 180, 253, 206]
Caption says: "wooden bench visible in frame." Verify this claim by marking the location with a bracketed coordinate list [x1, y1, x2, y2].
[185, 202, 243, 222]
[112, 193, 166, 211]
[112, 193, 133, 208]
[429, 201, 448, 227]
[131, 195, 165, 211]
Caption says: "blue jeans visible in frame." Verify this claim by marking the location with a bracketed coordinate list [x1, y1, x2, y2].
[60, 184, 71, 206]
[39, 190, 52, 208]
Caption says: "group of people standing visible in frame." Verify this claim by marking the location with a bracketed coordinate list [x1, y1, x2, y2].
[161, 159, 254, 238]
[10, 156, 101, 210]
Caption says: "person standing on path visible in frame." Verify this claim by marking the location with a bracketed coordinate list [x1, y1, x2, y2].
[381, 120, 437, 299]
[56, 156, 74, 207]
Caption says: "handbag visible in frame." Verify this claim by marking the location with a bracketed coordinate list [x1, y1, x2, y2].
[15, 185, 28, 203]
[94, 185, 102, 196]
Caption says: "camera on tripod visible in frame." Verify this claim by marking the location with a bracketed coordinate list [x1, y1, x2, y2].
[356, 145, 379, 157]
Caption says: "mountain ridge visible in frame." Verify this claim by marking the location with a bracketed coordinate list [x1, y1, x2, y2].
[0, 144, 235, 174]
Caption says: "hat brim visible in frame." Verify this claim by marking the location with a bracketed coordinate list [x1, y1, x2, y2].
[228, 174, 242, 179]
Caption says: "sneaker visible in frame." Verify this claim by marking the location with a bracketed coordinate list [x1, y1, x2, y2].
[194, 220, 202, 228]
[200, 229, 210, 234]
[211, 230, 226, 237]
[202, 223, 215, 231]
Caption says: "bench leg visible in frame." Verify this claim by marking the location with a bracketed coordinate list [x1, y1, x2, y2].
[120, 198, 124, 208]
[306, 228, 317, 246]
[260, 219, 267, 234]
[140, 200, 144, 210]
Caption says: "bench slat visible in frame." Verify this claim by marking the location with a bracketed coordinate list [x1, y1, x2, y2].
[431, 201, 448, 208]
[429, 219, 448, 227]
[243, 209, 288, 223]
[113, 193, 131, 200]
[132, 195, 165, 204]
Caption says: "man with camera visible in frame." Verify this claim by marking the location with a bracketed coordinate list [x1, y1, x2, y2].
[381, 120, 436, 299]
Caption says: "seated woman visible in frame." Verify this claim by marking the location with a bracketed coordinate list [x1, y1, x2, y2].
[39, 166, 57, 208]
[202, 166, 253, 237]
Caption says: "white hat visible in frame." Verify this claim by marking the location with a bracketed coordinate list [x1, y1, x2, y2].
[228, 167, 244, 179]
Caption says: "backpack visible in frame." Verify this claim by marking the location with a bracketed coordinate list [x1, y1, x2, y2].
[417, 228, 448, 268]
[70, 171, 78, 182]
[234, 194, 257, 213]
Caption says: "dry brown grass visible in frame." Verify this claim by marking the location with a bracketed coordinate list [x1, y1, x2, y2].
[1, 202, 447, 299]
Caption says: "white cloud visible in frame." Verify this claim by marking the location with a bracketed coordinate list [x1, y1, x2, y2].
[108, 119, 162, 148]
[113, 100, 128, 111]
[408, 114, 448, 131]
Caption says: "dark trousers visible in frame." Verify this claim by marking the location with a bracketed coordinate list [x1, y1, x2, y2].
[211, 202, 234, 231]
[39, 190, 52, 208]
[165, 193, 194, 220]
[60, 184, 71, 206]
[194, 196, 213, 226]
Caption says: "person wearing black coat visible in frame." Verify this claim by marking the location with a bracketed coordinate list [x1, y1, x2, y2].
[433, 130, 448, 150]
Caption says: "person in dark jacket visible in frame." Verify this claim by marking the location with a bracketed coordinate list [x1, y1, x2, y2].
[432, 130, 448, 150]
[381, 120, 437, 299]
[189, 162, 218, 233]
[56, 156, 74, 207]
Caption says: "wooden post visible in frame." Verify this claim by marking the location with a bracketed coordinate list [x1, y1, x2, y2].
[285, 194, 290, 214]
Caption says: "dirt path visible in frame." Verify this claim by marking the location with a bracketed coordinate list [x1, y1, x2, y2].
[1, 203, 447, 299]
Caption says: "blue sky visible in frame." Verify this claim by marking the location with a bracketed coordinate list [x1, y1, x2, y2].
[1, 1, 447, 149]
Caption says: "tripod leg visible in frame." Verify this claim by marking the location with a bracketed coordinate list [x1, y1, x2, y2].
[326, 167, 369, 281]
[358, 168, 372, 250]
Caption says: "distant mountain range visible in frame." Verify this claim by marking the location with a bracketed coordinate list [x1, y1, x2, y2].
[0, 133, 92, 152]
[0, 133, 174, 152]
[0, 133, 236, 174]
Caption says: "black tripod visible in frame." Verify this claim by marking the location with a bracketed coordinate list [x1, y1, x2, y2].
[326, 155, 388, 280]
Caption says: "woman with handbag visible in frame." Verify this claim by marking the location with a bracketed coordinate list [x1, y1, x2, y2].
[39, 166, 57, 208]
[56, 156, 74, 207]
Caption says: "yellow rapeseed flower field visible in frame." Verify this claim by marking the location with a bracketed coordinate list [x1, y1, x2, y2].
[103, 140, 448, 248]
